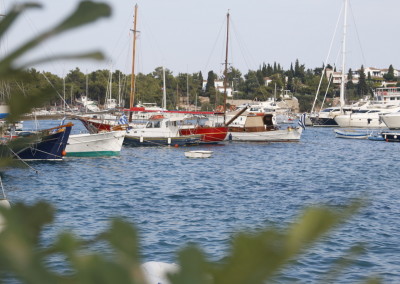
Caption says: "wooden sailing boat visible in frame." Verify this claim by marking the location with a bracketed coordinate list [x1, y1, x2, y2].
[223, 11, 304, 142]
[122, 5, 201, 146]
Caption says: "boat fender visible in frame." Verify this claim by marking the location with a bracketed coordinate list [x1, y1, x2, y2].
[287, 126, 292, 131]
[62, 150, 67, 156]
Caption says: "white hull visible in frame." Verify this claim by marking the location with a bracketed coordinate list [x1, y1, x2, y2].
[380, 112, 400, 130]
[228, 127, 303, 142]
[334, 112, 389, 128]
[65, 131, 125, 156]
[334, 129, 369, 139]
[184, 150, 213, 158]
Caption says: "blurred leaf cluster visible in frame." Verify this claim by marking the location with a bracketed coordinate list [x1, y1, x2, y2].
[0, 1, 110, 165]
[0, 201, 380, 284]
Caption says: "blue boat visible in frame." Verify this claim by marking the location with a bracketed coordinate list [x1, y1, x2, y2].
[5, 123, 73, 161]
[334, 129, 370, 139]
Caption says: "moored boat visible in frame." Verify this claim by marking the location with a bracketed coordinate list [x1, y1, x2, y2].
[184, 150, 213, 158]
[226, 112, 304, 142]
[65, 130, 126, 157]
[124, 116, 200, 147]
[381, 132, 400, 142]
[333, 129, 370, 139]
[2, 123, 73, 161]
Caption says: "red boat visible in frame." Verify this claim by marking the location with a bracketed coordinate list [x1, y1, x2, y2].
[179, 126, 228, 144]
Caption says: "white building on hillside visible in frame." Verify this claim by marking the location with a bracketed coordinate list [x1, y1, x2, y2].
[202, 80, 233, 97]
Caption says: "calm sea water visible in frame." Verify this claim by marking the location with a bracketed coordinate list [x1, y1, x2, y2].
[2, 119, 400, 283]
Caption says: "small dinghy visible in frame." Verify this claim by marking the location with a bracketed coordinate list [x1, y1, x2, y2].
[334, 129, 370, 139]
[184, 150, 213, 158]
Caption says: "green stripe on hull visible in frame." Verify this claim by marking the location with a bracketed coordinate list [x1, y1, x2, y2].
[66, 151, 120, 157]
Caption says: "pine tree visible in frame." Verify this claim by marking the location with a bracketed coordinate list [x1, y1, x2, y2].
[204, 71, 216, 98]
[357, 65, 369, 98]
[383, 64, 395, 81]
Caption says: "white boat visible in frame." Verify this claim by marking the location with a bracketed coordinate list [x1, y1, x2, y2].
[65, 130, 125, 157]
[334, 129, 370, 139]
[226, 112, 304, 142]
[124, 115, 201, 147]
[76, 95, 100, 112]
[379, 109, 400, 130]
[184, 150, 213, 158]
[334, 107, 399, 128]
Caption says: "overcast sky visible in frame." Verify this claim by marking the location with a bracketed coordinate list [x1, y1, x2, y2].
[2, 0, 399, 78]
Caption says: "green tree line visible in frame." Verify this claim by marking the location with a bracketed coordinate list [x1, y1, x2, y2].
[1, 62, 398, 113]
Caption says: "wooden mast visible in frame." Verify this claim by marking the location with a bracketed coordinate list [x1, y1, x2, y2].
[339, 0, 348, 111]
[129, 4, 138, 122]
[223, 10, 230, 123]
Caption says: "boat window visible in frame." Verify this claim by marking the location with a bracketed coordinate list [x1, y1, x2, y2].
[145, 121, 153, 128]
[354, 110, 368, 113]
[368, 110, 380, 113]
[321, 108, 333, 112]
[154, 121, 161, 128]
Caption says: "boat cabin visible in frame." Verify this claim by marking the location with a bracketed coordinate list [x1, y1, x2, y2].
[228, 113, 278, 132]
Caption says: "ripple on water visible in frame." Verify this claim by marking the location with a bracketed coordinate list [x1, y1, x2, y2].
[4, 125, 400, 282]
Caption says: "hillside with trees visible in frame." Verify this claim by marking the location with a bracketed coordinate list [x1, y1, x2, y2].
[1, 61, 398, 113]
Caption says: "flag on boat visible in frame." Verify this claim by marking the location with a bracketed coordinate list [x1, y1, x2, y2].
[59, 117, 66, 126]
[118, 114, 128, 125]
[298, 113, 306, 130]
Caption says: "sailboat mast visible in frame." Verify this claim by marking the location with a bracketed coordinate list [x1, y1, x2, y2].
[129, 4, 138, 121]
[186, 73, 189, 111]
[223, 10, 230, 121]
[340, 0, 348, 109]
[162, 66, 166, 110]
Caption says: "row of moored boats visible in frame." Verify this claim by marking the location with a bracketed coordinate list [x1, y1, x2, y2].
[0, 104, 306, 161]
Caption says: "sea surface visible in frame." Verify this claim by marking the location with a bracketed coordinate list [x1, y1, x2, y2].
[2, 119, 400, 283]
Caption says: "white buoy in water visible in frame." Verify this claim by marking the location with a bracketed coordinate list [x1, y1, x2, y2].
[141, 261, 179, 284]
[0, 198, 11, 232]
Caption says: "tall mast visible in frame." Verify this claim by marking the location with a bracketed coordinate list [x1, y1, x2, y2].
[223, 10, 230, 122]
[186, 72, 189, 111]
[340, 0, 348, 109]
[129, 4, 138, 121]
[162, 66, 166, 110]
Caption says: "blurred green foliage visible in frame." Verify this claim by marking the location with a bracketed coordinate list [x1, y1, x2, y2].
[0, 201, 381, 284]
[0, 1, 109, 165]
[0, 2, 381, 284]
